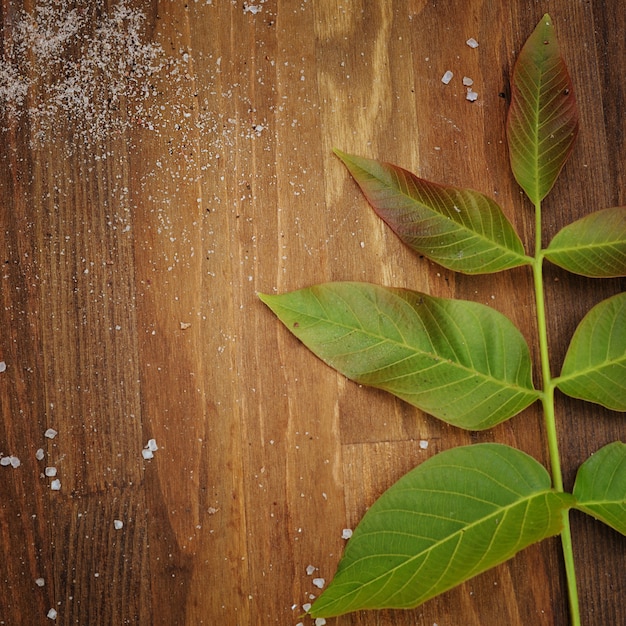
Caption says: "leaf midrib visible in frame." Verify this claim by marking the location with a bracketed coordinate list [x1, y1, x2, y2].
[294, 296, 537, 396]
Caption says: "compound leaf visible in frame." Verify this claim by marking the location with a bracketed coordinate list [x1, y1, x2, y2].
[545, 206, 626, 277]
[310, 444, 573, 617]
[556, 292, 626, 411]
[259, 283, 540, 430]
[507, 14, 579, 204]
[335, 150, 530, 274]
[573, 441, 626, 536]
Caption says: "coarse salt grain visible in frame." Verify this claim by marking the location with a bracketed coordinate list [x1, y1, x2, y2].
[419, 439, 429, 449]
[141, 449, 154, 460]
[466, 89, 478, 102]
[114, 519, 123, 530]
[36, 448, 45, 460]
[466, 37, 479, 48]
[341, 528, 353, 539]
[306, 564, 316, 575]
[0, 361, 6, 372]
[50, 479, 61, 491]
[44, 428, 58, 439]
[462, 76, 474, 86]
[312, 577, 325, 589]
[315, 619, 327, 626]
[0, 456, 12, 466]
[45, 467, 57, 477]
[441, 70, 453, 84]
[47, 608, 57, 619]
[146, 438, 158, 452]
[35, 577, 45, 586]
[10, 456, 21, 468]
[302, 603, 312, 612]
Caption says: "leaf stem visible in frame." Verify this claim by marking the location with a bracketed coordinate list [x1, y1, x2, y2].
[533, 200, 580, 626]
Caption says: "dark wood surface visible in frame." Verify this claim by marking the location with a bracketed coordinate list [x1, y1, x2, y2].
[1, 1, 624, 624]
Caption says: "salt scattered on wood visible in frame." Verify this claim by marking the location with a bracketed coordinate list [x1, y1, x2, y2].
[50, 479, 61, 491]
[35, 578, 45, 587]
[45, 467, 57, 477]
[47, 608, 57, 619]
[466, 88, 478, 102]
[36, 448, 45, 461]
[462, 76, 474, 86]
[302, 603, 312, 612]
[0, 361, 6, 372]
[1, 456, 13, 466]
[315, 619, 327, 626]
[180, 322, 192, 330]
[419, 439, 429, 449]
[441, 70, 454, 84]
[44, 428, 58, 439]
[341, 528, 353, 539]
[466, 37, 479, 48]
[306, 564, 316, 575]
[114, 520, 124, 530]
[147, 439, 158, 452]
[312, 578, 325, 589]
[141, 449, 154, 460]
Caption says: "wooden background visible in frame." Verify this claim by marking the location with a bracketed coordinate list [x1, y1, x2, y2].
[1, 1, 624, 624]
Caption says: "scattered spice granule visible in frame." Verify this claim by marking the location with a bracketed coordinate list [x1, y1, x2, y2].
[1, 456, 13, 467]
[0, 361, 6, 372]
[341, 528, 353, 539]
[114, 519, 124, 530]
[180, 322, 192, 330]
[466, 88, 478, 102]
[466, 37, 479, 48]
[47, 608, 57, 620]
[302, 603, 312, 612]
[419, 439, 429, 449]
[44, 467, 57, 477]
[35, 578, 45, 587]
[312, 578, 325, 589]
[462, 76, 474, 86]
[44, 428, 58, 439]
[306, 564, 316, 575]
[315, 619, 327, 626]
[35, 448, 45, 461]
[441, 70, 454, 84]
[141, 449, 154, 460]
[50, 479, 61, 491]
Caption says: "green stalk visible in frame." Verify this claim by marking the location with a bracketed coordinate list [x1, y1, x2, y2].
[533, 200, 580, 626]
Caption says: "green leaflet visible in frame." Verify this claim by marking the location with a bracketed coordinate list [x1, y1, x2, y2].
[334, 150, 530, 274]
[309, 444, 574, 617]
[506, 14, 579, 204]
[556, 292, 626, 411]
[573, 442, 626, 536]
[259, 283, 540, 430]
[545, 207, 626, 277]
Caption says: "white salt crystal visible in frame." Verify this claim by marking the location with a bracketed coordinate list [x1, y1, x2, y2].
[114, 519, 124, 530]
[35, 578, 45, 587]
[141, 449, 154, 460]
[462, 76, 474, 86]
[341, 528, 353, 539]
[10, 456, 21, 468]
[466, 38, 479, 48]
[441, 70, 454, 84]
[44, 429, 58, 439]
[0, 456, 11, 466]
[466, 89, 478, 102]
[312, 577, 325, 589]
[0, 361, 6, 372]
[302, 603, 312, 612]
[36, 448, 45, 461]
[47, 608, 57, 619]
[45, 467, 57, 477]
[50, 479, 61, 491]
[315, 619, 327, 626]
[146, 438, 158, 452]
[306, 564, 316, 575]
[419, 439, 429, 449]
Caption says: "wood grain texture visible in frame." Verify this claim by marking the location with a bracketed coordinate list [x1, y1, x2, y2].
[0, 1, 624, 624]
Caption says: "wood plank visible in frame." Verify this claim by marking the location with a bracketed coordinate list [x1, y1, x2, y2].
[0, 1, 624, 624]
